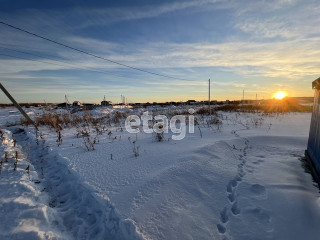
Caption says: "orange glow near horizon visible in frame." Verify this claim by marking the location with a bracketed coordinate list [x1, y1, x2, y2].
[273, 91, 287, 100]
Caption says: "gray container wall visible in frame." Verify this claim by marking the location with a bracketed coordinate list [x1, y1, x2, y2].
[307, 89, 320, 171]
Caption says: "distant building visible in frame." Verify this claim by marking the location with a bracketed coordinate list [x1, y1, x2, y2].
[73, 101, 81, 106]
[101, 95, 112, 106]
[186, 100, 197, 105]
[306, 77, 320, 182]
[101, 100, 112, 106]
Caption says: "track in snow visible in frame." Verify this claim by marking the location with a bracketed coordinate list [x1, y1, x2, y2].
[216, 127, 271, 240]
[10, 127, 143, 240]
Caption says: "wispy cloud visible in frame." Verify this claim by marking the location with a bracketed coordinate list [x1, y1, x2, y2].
[212, 81, 246, 88]
[74, 0, 221, 28]
[233, 0, 320, 40]
[1, 36, 319, 80]
[0, 58, 70, 73]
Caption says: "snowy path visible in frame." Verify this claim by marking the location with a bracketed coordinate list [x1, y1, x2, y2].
[0, 128, 64, 239]
[1, 127, 142, 240]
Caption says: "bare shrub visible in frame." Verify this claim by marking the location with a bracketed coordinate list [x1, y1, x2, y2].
[155, 132, 164, 142]
[196, 107, 217, 115]
[128, 137, 139, 157]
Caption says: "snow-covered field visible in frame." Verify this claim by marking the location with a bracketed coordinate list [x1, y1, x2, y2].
[0, 106, 319, 240]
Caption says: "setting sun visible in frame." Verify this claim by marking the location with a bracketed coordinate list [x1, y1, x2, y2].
[273, 91, 287, 100]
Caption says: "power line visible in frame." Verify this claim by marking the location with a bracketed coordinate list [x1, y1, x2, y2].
[0, 45, 99, 70]
[0, 21, 193, 81]
[0, 53, 77, 69]
[0, 45, 133, 79]
[0, 45, 198, 83]
[0, 53, 124, 82]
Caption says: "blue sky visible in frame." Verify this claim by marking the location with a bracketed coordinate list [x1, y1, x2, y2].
[0, 0, 319, 103]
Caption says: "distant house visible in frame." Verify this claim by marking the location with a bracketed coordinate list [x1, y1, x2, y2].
[73, 101, 81, 107]
[186, 100, 197, 105]
[101, 100, 112, 106]
[306, 77, 320, 182]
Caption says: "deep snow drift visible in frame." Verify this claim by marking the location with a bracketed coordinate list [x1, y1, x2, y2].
[0, 107, 319, 240]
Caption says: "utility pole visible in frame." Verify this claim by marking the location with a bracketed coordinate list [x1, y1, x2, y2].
[65, 95, 71, 108]
[121, 94, 124, 106]
[242, 89, 245, 102]
[208, 79, 211, 116]
[0, 83, 34, 125]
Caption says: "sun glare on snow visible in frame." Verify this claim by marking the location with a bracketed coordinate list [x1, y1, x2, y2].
[273, 91, 287, 100]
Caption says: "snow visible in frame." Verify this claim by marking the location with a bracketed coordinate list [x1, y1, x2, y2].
[1, 108, 320, 240]
[0, 128, 64, 239]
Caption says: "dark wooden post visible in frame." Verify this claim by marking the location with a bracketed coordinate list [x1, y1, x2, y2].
[0, 83, 34, 125]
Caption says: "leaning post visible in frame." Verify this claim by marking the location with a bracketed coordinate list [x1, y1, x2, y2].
[0, 82, 34, 125]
